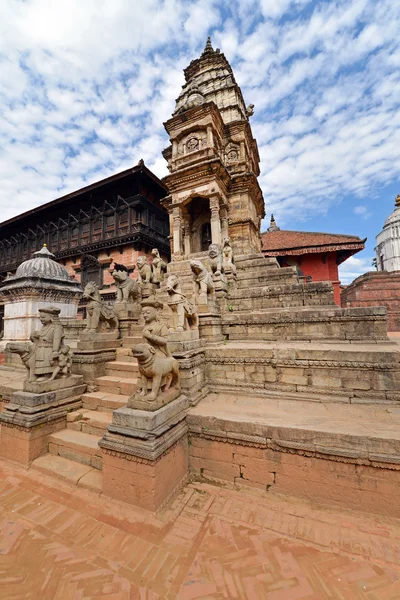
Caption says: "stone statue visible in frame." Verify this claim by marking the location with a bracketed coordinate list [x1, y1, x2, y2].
[190, 260, 214, 303]
[222, 238, 237, 277]
[166, 274, 199, 332]
[83, 281, 119, 333]
[151, 249, 167, 284]
[141, 297, 171, 357]
[136, 256, 153, 284]
[111, 263, 141, 303]
[128, 343, 180, 405]
[208, 244, 224, 277]
[127, 297, 181, 409]
[6, 306, 71, 383]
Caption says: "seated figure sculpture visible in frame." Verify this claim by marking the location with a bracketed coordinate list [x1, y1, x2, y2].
[151, 248, 167, 284]
[127, 297, 180, 409]
[222, 238, 237, 278]
[83, 281, 119, 333]
[166, 274, 199, 332]
[190, 259, 214, 304]
[208, 243, 224, 277]
[7, 306, 71, 383]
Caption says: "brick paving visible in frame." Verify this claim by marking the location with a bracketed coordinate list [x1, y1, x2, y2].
[1, 461, 400, 599]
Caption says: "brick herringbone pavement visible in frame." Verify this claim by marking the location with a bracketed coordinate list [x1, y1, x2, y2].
[0, 461, 400, 599]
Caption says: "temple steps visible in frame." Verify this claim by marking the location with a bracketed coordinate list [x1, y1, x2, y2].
[67, 409, 112, 437]
[105, 360, 139, 378]
[31, 454, 103, 491]
[82, 391, 129, 412]
[48, 429, 103, 470]
[94, 375, 138, 396]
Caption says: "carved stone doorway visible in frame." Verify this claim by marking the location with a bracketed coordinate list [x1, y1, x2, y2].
[80, 254, 103, 289]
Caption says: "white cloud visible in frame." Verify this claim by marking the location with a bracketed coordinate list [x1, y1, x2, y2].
[339, 255, 374, 285]
[0, 0, 398, 232]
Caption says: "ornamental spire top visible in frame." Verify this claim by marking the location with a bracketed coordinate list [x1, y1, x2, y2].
[395, 194, 400, 208]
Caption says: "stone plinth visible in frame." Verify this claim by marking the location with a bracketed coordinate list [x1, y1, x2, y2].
[115, 302, 141, 339]
[100, 395, 189, 510]
[0, 378, 85, 466]
[197, 299, 224, 343]
[167, 329, 200, 354]
[72, 332, 122, 384]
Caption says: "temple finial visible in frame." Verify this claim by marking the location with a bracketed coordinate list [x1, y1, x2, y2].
[395, 194, 400, 208]
[202, 36, 214, 56]
[267, 214, 280, 232]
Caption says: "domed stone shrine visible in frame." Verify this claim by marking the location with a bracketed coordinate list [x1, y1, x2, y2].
[0, 244, 82, 344]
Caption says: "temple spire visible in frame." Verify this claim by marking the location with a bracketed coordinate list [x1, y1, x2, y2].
[267, 214, 280, 232]
[201, 36, 214, 57]
[395, 194, 400, 208]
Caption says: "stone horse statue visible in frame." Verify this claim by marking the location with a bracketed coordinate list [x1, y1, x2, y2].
[83, 281, 119, 333]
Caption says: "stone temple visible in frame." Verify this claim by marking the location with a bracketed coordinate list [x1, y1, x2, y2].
[0, 38, 399, 519]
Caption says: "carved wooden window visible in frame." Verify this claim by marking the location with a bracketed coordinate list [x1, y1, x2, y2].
[118, 209, 129, 234]
[92, 218, 102, 242]
[70, 225, 79, 247]
[80, 254, 103, 289]
[81, 221, 90, 245]
[105, 214, 115, 239]
[59, 229, 68, 250]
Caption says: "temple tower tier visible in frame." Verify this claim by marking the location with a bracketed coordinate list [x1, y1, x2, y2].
[161, 38, 264, 260]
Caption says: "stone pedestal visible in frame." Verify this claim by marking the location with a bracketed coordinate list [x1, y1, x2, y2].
[168, 331, 206, 405]
[213, 273, 228, 299]
[100, 395, 189, 510]
[0, 376, 85, 466]
[72, 332, 122, 384]
[197, 299, 224, 343]
[115, 301, 142, 340]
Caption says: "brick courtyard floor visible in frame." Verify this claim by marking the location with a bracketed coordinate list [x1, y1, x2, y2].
[1, 460, 400, 599]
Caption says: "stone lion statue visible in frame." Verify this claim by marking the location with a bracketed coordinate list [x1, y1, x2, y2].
[127, 343, 180, 405]
[208, 243, 224, 277]
[111, 263, 141, 303]
[136, 256, 153, 284]
[190, 259, 214, 303]
[166, 274, 199, 332]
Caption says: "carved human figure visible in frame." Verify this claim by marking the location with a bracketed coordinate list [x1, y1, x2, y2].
[151, 249, 167, 284]
[7, 306, 69, 383]
[141, 298, 171, 358]
[166, 274, 199, 332]
[111, 263, 141, 303]
[222, 238, 237, 277]
[136, 256, 153, 284]
[208, 244, 224, 277]
[50, 345, 71, 380]
[190, 260, 214, 304]
[83, 282, 119, 333]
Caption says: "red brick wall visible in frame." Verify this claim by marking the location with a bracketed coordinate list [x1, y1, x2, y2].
[341, 271, 400, 331]
[275, 251, 341, 305]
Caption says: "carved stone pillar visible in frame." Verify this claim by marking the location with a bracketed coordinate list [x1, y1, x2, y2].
[183, 221, 192, 257]
[172, 206, 182, 256]
[220, 206, 229, 242]
[210, 196, 221, 246]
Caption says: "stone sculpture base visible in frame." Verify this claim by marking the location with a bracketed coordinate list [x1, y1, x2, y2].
[127, 386, 181, 412]
[197, 300, 224, 343]
[24, 374, 83, 393]
[100, 395, 189, 510]
[0, 378, 85, 466]
[167, 330, 200, 354]
[72, 332, 122, 384]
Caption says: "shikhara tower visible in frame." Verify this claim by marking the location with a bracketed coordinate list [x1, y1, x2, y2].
[162, 37, 265, 259]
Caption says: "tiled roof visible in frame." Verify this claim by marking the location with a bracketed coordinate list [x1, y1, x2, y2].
[261, 230, 366, 256]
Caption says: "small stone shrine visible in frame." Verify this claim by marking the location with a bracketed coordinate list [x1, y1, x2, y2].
[0, 244, 82, 347]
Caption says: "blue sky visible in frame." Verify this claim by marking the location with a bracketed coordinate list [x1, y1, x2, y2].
[0, 0, 399, 284]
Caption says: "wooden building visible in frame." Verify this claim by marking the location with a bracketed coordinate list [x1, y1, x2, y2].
[0, 162, 170, 324]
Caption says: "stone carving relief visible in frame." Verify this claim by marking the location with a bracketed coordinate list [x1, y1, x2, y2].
[208, 244, 224, 277]
[6, 306, 71, 383]
[83, 282, 119, 333]
[151, 248, 167, 284]
[190, 259, 214, 304]
[127, 297, 181, 410]
[166, 274, 199, 332]
[224, 142, 240, 165]
[178, 130, 207, 156]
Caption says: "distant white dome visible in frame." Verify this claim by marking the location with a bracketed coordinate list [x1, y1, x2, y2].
[15, 245, 71, 281]
[383, 206, 400, 228]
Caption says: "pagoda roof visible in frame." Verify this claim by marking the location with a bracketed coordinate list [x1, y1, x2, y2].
[261, 229, 366, 265]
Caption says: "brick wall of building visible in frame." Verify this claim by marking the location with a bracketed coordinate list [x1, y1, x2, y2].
[341, 271, 400, 332]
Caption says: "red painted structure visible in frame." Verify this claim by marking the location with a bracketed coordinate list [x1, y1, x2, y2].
[261, 219, 365, 306]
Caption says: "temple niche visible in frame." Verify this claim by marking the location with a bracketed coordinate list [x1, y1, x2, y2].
[161, 37, 264, 260]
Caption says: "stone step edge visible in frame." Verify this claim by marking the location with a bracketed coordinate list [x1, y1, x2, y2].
[31, 454, 103, 492]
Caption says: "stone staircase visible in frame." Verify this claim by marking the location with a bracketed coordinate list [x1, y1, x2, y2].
[30, 347, 139, 489]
